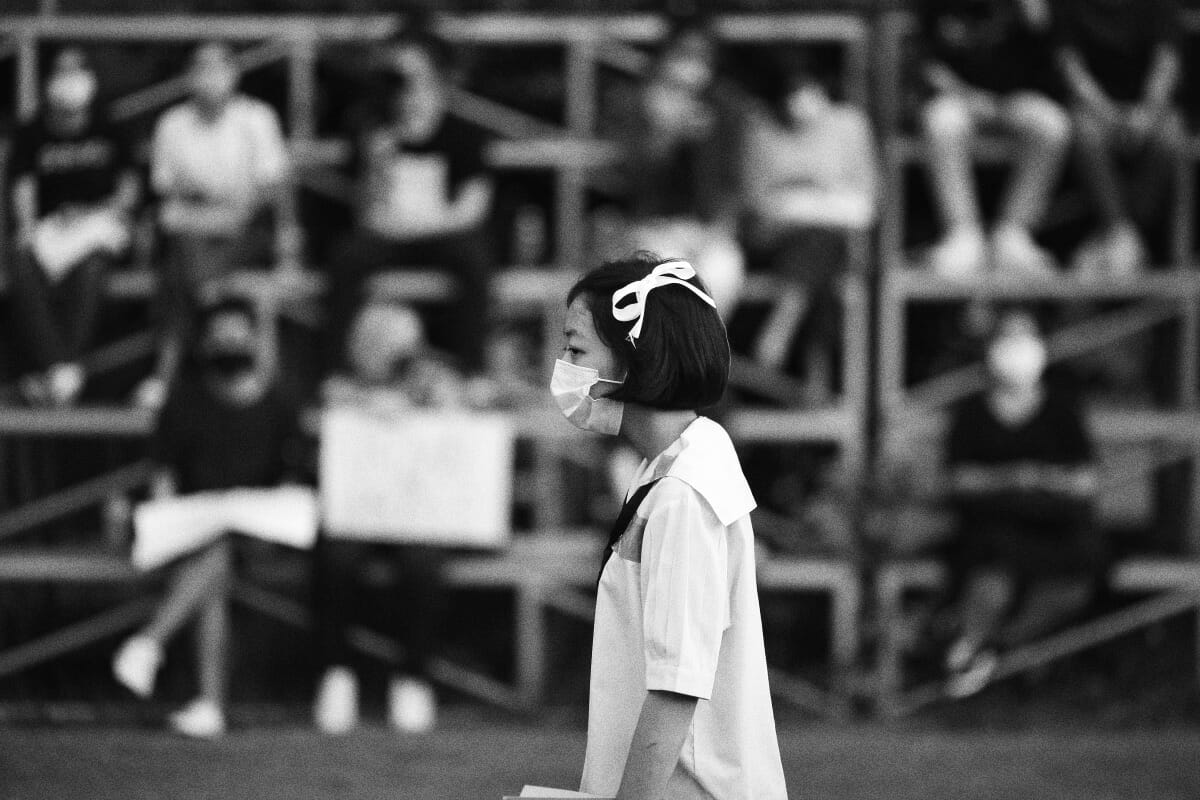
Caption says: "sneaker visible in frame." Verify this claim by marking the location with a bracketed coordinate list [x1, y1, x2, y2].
[112, 635, 163, 699]
[990, 224, 1056, 277]
[18, 373, 50, 406]
[133, 376, 168, 410]
[46, 362, 85, 406]
[927, 226, 987, 279]
[388, 676, 436, 734]
[946, 648, 999, 699]
[1071, 223, 1147, 280]
[169, 697, 226, 738]
[1105, 223, 1147, 279]
[314, 666, 359, 735]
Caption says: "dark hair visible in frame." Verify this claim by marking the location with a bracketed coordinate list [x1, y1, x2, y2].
[383, 18, 457, 77]
[567, 253, 729, 410]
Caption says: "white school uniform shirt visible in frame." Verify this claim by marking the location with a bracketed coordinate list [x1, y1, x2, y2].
[581, 416, 788, 800]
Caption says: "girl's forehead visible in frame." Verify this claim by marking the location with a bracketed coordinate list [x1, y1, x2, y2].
[564, 297, 597, 337]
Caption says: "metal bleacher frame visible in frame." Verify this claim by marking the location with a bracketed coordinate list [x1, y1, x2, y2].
[0, 11, 872, 716]
[870, 10, 1200, 715]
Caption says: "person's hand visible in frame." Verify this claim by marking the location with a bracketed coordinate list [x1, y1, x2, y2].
[1119, 102, 1167, 149]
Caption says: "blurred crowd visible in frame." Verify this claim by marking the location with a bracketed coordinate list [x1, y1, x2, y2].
[1, 0, 1196, 731]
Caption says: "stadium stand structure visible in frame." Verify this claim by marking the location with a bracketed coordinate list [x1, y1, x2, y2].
[870, 10, 1200, 716]
[0, 11, 873, 716]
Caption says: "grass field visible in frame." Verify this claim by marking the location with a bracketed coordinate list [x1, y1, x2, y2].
[2, 711, 1200, 800]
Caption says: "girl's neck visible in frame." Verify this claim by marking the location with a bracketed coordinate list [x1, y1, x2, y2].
[620, 406, 698, 463]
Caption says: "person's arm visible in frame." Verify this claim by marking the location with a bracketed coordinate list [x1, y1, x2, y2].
[1131, 44, 1181, 133]
[615, 690, 699, 800]
[12, 175, 37, 249]
[444, 174, 493, 232]
[1056, 47, 1120, 126]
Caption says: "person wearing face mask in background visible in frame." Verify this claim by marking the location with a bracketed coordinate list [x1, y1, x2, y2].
[555, 254, 787, 800]
[939, 308, 1102, 697]
[7, 47, 140, 406]
[136, 41, 289, 410]
[740, 52, 878, 399]
[112, 297, 307, 737]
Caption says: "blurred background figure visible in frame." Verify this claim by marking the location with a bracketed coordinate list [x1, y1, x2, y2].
[1056, 0, 1184, 278]
[740, 52, 877, 399]
[7, 47, 139, 407]
[916, 0, 1069, 278]
[112, 296, 305, 738]
[940, 309, 1101, 697]
[138, 41, 289, 409]
[313, 300, 451, 736]
[609, 15, 746, 318]
[324, 24, 495, 379]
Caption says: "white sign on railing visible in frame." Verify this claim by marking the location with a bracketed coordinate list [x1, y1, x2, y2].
[320, 405, 514, 547]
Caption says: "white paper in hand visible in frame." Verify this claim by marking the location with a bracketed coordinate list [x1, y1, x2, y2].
[132, 486, 319, 570]
[508, 786, 611, 799]
[32, 209, 130, 283]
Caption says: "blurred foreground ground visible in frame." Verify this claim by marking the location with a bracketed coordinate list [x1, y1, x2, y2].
[2, 708, 1200, 800]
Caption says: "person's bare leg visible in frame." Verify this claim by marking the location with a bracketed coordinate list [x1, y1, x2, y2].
[141, 541, 231, 646]
[924, 93, 983, 234]
[951, 569, 1014, 665]
[1127, 109, 1185, 228]
[195, 542, 232, 707]
[997, 93, 1071, 230]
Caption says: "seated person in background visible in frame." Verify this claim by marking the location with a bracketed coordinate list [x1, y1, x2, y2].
[1055, 0, 1184, 277]
[916, 0, 1070, 278]
[138, 41, 289, 409]
[325, 26, 494, 378]
[112, 296, 305, 738]
[608, 15, 746, 318]
[8, 47, 139, 406]
[313, 300, 451, 735]
[941, 308, 1102, 697]
[741, 53, 878, 398]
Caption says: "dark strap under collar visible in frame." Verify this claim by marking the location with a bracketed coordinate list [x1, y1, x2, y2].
[598, 478, 663, 586]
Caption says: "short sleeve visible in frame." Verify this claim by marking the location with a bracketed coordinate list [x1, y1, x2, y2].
[445, 119, 489, 191]
[1054, 396, 1094, 464]
[8, 123, 37, 180]
[248, 102, 288, 187]
[149, 111, 176, 196]
[639, 479, 730, 700]
[946, 399, 981, 465]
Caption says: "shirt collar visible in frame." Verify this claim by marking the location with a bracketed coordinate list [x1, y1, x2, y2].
[639, 416, 756, 526]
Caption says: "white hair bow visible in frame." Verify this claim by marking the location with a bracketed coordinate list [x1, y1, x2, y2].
[611, 260, 717, 345]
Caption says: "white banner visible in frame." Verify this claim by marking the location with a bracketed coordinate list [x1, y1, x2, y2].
[320, 406, 514, 547]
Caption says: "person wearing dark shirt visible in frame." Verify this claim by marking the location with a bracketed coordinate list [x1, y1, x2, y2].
[7, 47, 139, 405]
[325, 27, 494, 377]
[915, 0, 1070, 278]
[1055, 0, 1185, 277]
[112, 297, 303, 737]
[941, 308, 1101, 697]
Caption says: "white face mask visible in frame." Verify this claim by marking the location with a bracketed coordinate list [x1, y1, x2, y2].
[988, 335, 1047, 388]
[550, 359, 624, 436]
[47, 70, 96, 112]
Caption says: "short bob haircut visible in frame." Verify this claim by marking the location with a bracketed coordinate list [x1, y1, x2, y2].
[567, 252, 729, 410]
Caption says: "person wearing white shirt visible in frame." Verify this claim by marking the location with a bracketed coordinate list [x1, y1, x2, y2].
[551, 254, 788, 800]
[137, 41, 289, 409]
